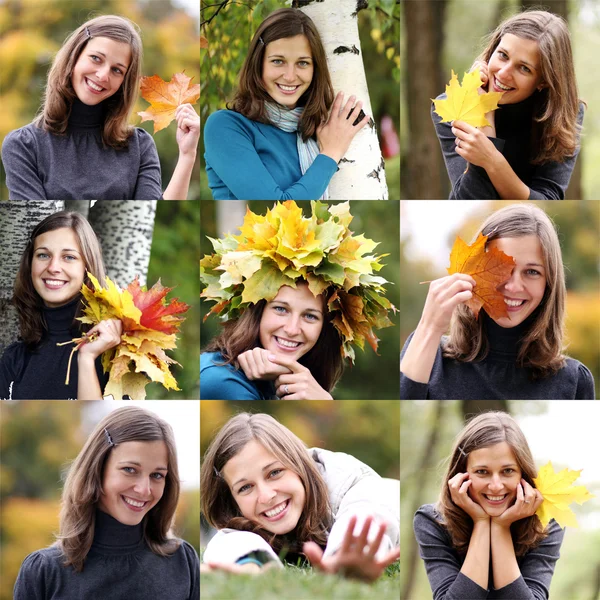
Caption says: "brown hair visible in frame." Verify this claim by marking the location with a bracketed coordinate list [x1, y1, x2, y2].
[57, 406, 181, 572]
[437, 411, 547, 557]
[476, 10, 583, 164]
[443, 203, 566, 379]
[203, 289, 344, 394]
[227, 8, 334, 142]
[200, 412, 332, 558]
[12, 211, 106, 349]
[33, 15, 143, 150]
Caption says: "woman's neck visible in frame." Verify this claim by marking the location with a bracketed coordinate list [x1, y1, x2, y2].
[482, 310, 537, 360]
[92, 508, 144, 549]
[68, 97, 107, 130]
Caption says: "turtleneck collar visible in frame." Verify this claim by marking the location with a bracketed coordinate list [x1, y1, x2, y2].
[496, 93, 537, 128]
[482, 309, 538, 361]
[91, 508, 145, 553]
[68, 97, 107, 130]
[42, 296, 81, 335]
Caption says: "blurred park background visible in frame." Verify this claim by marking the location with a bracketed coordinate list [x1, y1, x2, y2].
[0, 0, 201, 200]
[200, 0, 400, 200]
[400, 200, 600, 398]
[0, 400, 200, 600]
[200, 200, 400, 399]
[400, 400, 600, 600]
[401, 0, 600, 199]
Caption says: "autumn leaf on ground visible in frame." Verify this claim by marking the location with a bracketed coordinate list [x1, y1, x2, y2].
[533, 461, 595, 529]
[447, 232, 515, 320]
[433, 67, 504, 128]
[138, 71, 200, 134]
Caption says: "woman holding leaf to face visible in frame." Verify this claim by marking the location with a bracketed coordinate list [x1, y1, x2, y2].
[1, 15, 199, 200]
[431, 10, 584, 200]
[400, 203, 595, 400]
[414, 411, 592, 600]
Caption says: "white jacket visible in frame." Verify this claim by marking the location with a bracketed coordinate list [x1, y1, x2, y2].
[202, 447, 400, 566]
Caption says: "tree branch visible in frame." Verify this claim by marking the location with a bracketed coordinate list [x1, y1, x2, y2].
[201, 0, 230, 28]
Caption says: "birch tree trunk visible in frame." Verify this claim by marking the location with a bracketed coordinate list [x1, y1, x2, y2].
[87, 201, 157, 288]
[0, 201, 64, 355]
[216, 200, 246, 235]
[294, 0, 389, 200]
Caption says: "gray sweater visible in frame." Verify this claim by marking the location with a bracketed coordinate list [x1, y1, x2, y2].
[1, 99, 163, 200]
[13, 509, 199, 600]
[414, 504, 564, 599]
[432, 95, 584, 200]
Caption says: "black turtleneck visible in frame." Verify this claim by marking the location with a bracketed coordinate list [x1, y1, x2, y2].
[2, 97, 163, 200]
[431, 92, 584, 200]
[401, 310, 595, 400]
[0, 296, 107, 399]
[14, 509, 199, 600]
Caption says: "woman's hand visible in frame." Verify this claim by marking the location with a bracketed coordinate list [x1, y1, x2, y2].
[492, 479, 544, 529]
[174, 103, 200, 156]
[452, 120, 500, 169]
[269, 355, 333, 399]
[471, 60, 489, 87]
[238, 348, 291, 381]
[303, 515, 400, 582]
[317, 92, 371, 163]
[78, 319, 122, 361]
[420, 273, 476, 336]
[448, 473, 490, 523]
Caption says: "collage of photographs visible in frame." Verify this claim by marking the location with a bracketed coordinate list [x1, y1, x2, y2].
[0, 0, 598, 599]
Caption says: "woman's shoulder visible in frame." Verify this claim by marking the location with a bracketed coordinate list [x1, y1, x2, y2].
[309, 447, 378, 482]
[200, 352, 262, 400]
[2, 123, 40, 149]
[18, 545, 63, 575]
[562, 357, 595, 397]
[415, 503, 441, 521]
[205, 109, 257, 135]
[133, 126, 158, 148]
[172, 538, 200, 564]
[1, 341, 28, 397]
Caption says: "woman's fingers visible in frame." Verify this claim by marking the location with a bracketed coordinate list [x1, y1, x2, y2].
[365, 521, 387, 560]
[303, 541, 327, 571]
[340, 515, 358, 554]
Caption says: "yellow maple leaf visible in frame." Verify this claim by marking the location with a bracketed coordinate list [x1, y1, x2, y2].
[533, 461, 595, 529]
[432, 67, 504, 128]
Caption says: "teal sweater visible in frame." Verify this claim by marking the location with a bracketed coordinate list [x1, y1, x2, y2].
[203, 110, 338, 200]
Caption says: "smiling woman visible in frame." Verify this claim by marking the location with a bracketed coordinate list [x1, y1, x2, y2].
[400, 203, 595, 399]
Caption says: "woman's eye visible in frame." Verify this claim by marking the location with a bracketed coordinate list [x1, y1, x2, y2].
[64, 255, 77, 261]
[123, 467, 136, 474]
[113, 67, 123, 75]
[526, 269, 540, 276]
[273, 306, 287, 314]
[498, 51, 507, 59]
[475, 470, 487, 475]
[272, 59, 283, 65]
[304, 313, 319, 321]
[91, 55, 100, 62]
[238, 483, 251, 493]
[504, 469, 515, 475]
[298, 61, 310, 67]
[151, 472, 165, 480]
[269, 468, 283, 478]
[521, 65, 531, 73]
[36, 253, 49, 259]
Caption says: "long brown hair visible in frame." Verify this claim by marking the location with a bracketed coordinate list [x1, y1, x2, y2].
[476, 10, 582, 164]
[227, 8, 334, 142]
[200, 412, 332, 558]
[57, 406, 181, 572]
[12, 211, 106, 349]
[203, 290, 345, 393]
[33, 15, 143, 150]
[437, 411, 547, 557]
[443, 203, 566, 379]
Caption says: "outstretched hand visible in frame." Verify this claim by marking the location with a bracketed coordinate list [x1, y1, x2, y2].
[302, 515, 400, 582]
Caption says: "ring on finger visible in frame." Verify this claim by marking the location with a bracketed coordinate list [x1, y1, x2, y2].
[284, 384, 289, 395]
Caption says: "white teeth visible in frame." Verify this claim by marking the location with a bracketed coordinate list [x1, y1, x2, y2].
[44, 279, 66, 288]
[495, 77, 513, 91]
[123, 496, 146, 508]
[504, 298, 525, 307]
[264, 500, 288, 518]
[485, 495, 507, 501]
[86, 78, 104, 92]
[276, 337, 300, 348]
[277, 84, 298, 91]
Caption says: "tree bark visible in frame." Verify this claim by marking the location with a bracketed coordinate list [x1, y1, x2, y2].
[87, 201, 157, 288]
[0, 201, 64, 355]
[294, 0, 389, 199]
[403, 0, 446, 199]
[217, 200, 246, 235]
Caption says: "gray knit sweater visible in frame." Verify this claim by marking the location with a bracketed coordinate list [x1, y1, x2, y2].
[414, 504, 564, 599]
[1, 99, 163, 200]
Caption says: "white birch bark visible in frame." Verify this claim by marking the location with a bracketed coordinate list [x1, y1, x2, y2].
[0, 201, 64, 354]
[217, 200, 246, 235]
[295, 0, 388, 200]
[87, 201, 157, 288]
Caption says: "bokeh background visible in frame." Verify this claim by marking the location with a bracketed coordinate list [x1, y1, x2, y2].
[400, 400, 600, 600]
[400, 200, 600, 398]
[400, 0, 600, 199]
[0, 0, 201, 200]
[200, 0, 400, 200]
[200, 200, 401, 399]
[0, 400, 200, 600]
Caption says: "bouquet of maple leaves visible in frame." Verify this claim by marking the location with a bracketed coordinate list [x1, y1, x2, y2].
[62, 274, 189, 400]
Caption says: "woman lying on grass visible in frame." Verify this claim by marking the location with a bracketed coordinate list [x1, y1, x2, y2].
[200, 413, 400, 581]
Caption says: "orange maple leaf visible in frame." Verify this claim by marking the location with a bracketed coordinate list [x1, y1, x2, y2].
[138, 71, 200, 134]
[447, 233, 515, 320]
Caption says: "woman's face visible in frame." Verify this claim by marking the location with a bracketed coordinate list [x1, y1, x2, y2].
[99, 440, 168, 526]
[262, 34, 314, 109]
[259, 283, 324, 360]
[465, 441, 522, 517]
[489, 235, 547, 328]
[488, 33, 544, 104]
[71, 36, 131, 105]
[222, 439, 306, 535]
[31, 228, 86, 308]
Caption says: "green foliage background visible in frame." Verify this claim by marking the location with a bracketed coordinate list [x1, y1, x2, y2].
[0, 0, 201, 200]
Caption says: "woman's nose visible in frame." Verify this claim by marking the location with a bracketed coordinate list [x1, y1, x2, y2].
[257, 483, 276, 504]
[283, 316, 301, 336]
[133, 479, 152, 498]
[96, 65, 110, 81]
[489, 475, 504, 491]
[47, 257, 62, 273]
[502, 270, 524, 293]
[282, 65, 296, 81]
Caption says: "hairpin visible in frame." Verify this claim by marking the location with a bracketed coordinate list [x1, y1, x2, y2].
[104, 427, 114, 447]
[458, 446, 467, 457]
[258, 36, 265, 46]
[85, 26, 92, 40]
[213, 466, 221, 478]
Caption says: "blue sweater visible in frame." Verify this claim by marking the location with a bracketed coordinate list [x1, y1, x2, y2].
[203, 110, 338, 200]
[200, 352, 275, 400]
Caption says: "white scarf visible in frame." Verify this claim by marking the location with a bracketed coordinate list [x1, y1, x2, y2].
[264, 103, 329, 200]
